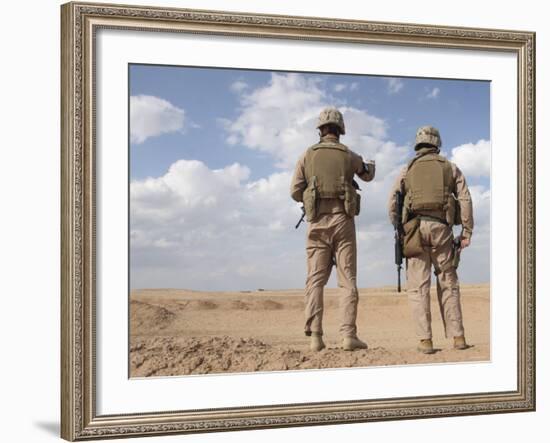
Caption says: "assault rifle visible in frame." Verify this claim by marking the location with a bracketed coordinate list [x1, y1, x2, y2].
[394, 190, 405, 293]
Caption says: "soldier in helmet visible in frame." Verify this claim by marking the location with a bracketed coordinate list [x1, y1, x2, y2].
[388, 126, 474, 354]
[290, 107, 376, 352]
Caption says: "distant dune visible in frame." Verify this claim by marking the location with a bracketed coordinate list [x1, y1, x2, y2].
[130, 284, 490, 377]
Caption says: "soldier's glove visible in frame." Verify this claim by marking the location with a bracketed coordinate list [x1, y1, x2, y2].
[362, 160, 375, 175]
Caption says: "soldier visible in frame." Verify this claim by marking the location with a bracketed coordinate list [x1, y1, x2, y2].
[388, 126, 474, 354]
[290, 107, 375, 352]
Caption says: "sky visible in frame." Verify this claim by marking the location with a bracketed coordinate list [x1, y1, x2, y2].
[129, 64, 491, 291]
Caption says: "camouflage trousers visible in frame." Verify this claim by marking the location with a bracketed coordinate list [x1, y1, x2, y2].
[304, 212, 359, 338]
[406, 220, 465, 340]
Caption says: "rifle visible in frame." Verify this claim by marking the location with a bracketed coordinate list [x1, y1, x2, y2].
[295, 205, 306, 229]
[394, 190, 405, 293]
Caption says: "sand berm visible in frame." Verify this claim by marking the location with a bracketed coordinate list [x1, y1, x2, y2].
[130, 284, 489, 377]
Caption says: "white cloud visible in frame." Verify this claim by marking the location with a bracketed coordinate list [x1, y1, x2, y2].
[450, 139, 491, 178]
[230, 80, 248, 93]
[222, 73, 326, 168]
[333, 82, 359, 93]
[223, 73, 404, 171]
[130, 159, 304, 290]
[386, 78, 404, 94]
[334, 83, 347, 92]
[131, 160, 250, 222]
[426, 87, 440, 99]
[130, 95, 185, 144]
[469, 185, 491, 226]
[455, 184, 490, 281]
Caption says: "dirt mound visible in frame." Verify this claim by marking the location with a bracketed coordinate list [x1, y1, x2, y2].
[255, 300, 283, 310]
[187, 300, 219, 310]
[130, 301, 175, 332]
[130, 335, 403, 377]
[230, 300, 250, 310]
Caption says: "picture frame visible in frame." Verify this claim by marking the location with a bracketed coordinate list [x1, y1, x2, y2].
[60, 1, 536, 440]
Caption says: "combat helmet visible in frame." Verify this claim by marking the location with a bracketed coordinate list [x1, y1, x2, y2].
[415, 125, 441, 150]
[316, 107, 346, 135]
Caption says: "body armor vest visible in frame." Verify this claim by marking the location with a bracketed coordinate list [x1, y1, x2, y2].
[404, 153, 454, 216]
[302, 141, 359, 221]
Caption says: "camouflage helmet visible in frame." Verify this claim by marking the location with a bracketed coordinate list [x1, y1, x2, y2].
[316, 107, 346, 135]
[415, 125, 441, 149]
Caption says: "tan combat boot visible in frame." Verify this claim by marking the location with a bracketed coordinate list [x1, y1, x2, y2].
[342, 336, 368, 351]
[417, 339, 435, 354]
[453, 336, 468, 350]
[310, 333, 326, 352]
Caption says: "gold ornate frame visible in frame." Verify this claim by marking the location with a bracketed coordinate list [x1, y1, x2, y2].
[60, 1, 536, 440]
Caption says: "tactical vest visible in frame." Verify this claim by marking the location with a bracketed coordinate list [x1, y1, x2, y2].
[302, 141, 359, 221]
[403, 152, 454, 217]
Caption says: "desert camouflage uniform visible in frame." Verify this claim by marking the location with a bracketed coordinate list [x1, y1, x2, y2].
[388, 131, 474, 341]
[291, 133, 375, 338]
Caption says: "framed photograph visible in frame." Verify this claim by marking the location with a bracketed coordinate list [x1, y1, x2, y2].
[61, 1, 536, 440]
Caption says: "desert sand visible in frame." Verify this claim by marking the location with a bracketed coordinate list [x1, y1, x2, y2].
[130, 284, 490, 377]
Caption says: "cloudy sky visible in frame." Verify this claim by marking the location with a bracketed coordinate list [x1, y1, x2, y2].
[129, 65, 490, 291]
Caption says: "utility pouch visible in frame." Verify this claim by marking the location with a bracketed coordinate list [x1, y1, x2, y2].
[303, 176, 319, 222]
[402, 217, 424, 258]
[444, 194, 462, 226]
[343, 179, 360, 217]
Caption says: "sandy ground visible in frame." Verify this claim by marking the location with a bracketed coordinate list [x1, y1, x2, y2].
[130, 284, 490, 377]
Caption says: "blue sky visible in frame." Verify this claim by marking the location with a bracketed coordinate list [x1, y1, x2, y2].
[129, 64, 491, 290]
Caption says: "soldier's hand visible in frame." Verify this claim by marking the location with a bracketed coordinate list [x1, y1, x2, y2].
[362, 160, 375, 174]
[460, 237, 471, 250]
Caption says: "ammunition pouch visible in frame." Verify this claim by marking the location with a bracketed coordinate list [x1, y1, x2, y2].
[402, 217, 424, 258]
[303, 176, 319, 222]
[343, 179, 360, 217]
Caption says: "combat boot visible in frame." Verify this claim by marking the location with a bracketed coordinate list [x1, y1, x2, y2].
[342, 336, 368, 351]
[453, 336, 468, 350]
[417, 339, 435, 354]
[310, 333, 326, 352]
